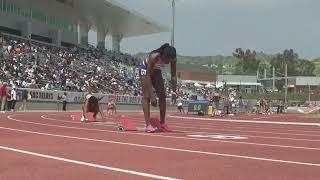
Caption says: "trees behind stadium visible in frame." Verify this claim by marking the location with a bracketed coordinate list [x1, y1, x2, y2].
[232, 48, 317, 91]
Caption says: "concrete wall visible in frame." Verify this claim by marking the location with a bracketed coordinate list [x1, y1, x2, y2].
[5, 102, 176, 112]
[178, 72, 216, 82]
[0, 12, 22, 32]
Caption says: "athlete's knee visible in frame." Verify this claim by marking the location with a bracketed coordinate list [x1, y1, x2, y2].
[142, 97, 150, 103]
[158, 95, 166, 106]
[158, 92, 166, 101]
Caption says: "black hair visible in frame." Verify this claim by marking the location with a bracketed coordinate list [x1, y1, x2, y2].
[152, 43, 176, 60]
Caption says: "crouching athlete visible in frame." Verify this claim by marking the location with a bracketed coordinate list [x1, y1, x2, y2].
[81, 87, 106, 122]
[139, 43, 177, 133]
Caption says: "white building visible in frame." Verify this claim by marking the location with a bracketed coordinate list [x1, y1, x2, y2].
[216, 75, 262, 93]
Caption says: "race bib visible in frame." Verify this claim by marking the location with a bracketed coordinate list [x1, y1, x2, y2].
[139, 69, 147, 76]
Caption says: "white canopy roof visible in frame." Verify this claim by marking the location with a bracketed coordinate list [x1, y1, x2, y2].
[14, 0, 168, 37]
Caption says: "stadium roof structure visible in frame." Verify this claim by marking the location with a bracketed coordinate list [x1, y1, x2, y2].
[14, 0, 168, 38]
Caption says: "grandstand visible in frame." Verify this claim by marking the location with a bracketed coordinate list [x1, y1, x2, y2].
[0, 0, 167, 51]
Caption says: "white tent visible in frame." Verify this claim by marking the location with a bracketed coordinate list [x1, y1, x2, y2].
[205, 83, 214, 88]
[194, 83, 202, 87]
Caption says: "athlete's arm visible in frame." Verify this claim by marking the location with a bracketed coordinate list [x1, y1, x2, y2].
[146, 53, 159, 97]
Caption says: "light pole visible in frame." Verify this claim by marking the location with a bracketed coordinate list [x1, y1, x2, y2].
[170, 0, 176, 47]
[285, 64, 288, 105]
[308, 84, 311, 102]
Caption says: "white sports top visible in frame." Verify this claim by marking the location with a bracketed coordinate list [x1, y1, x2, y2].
[86, 94, 93, 100]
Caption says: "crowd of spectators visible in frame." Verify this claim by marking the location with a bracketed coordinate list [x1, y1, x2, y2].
[0, 34, 141, 96]
[0, 33, 252, 111]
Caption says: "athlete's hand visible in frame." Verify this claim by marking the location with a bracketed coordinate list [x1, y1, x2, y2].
[151, 94, 157, 107]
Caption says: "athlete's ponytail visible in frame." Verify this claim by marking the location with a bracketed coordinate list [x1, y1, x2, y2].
[152, 43, 176, 60]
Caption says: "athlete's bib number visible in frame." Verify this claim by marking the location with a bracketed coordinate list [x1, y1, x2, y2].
[140, 69, 147, 76]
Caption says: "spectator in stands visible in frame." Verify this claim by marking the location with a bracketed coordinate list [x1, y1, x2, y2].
[61, 92, 67, 111]
[223, 97, 229, 115]
[6, 90, 12, 111]
[239, 95, 244, 113]
[10, 86, 17, 112]
[0, 82, 7, 112]
[19, 89, 28, 111]
[177, 97, 185, 114]
[277, 100, 284, 114]
[0, 34, 141, 95]
[212, 91, 221, 109]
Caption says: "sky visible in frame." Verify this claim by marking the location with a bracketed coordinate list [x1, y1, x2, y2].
[88, 0, 320, 60]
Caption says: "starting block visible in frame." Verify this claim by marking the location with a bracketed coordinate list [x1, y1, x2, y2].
[117, 119, 138, 131]
[150, 117, 161, 129]
[72, 112, 95, 122]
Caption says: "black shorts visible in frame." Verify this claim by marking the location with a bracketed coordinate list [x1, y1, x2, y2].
[140, 69, 165, 98]
[178, 106, 183, 110]
[87, 96, 99, 112]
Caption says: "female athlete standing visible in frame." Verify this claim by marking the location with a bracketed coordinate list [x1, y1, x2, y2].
[107, 98, 117, 116]
[139, 43, 177, 133]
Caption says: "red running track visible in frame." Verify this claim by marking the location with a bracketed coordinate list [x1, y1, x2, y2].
[1, 112, 320, 180]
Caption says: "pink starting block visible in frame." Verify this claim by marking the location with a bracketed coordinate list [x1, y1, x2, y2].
[150, 117, 161, 129]
[118, 119, 138, 131]
[72, 112, 95, 122]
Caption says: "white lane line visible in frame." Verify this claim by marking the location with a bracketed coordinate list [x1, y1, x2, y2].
[252, 114, 299, 120]
[43, 114, 320, 140]
[105, 113, 320, 136]
[0, 145, 179, 180]
[47, 113, 320, 135]
[169, 115, 320, 126]
[1, 126, 320, 168]
[39, 115, 320, 145]
[124, 113, 320, 134]
[6, 115, 320, 151]
[41, 115, 320, 143]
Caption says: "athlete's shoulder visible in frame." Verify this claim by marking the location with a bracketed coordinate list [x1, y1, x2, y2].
[149, 52, 161, 61]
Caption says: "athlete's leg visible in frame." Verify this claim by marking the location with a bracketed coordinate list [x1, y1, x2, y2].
[141, 76, 151, 125]
[114, 105, 117, 115]
[98, 104, 106, 121]
[152, 72, 166, 124]
[82, 100, 89, 121]
[141, 75, 157, 132]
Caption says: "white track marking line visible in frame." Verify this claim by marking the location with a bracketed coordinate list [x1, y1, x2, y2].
[5, 115, 320, 151]
[252, 114, 300, 120]
[0, 145, 179, 180]
[133, 120, 320, 137]
[41, 115, 320, 142]
[43, 114, 320, 140]
[49, 113, 320, 134]
[1, 126, 320, 168]
[117, 113, 320, 134]
[42, 115, 120, 127]
[169, 115, 320, 126]
[121, 113, 320, 134]
[32, 115, 320, 146]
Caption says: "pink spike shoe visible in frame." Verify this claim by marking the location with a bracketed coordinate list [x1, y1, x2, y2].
[160, 123, 172, 132]
[145, 124, 156, 133]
